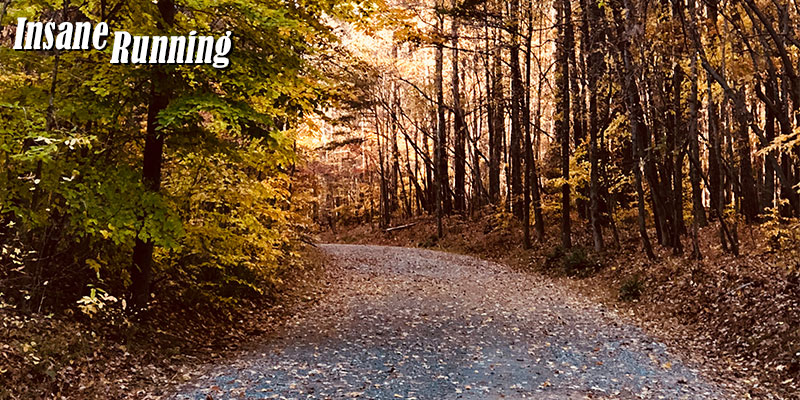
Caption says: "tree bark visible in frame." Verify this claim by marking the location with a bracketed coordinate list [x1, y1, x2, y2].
[509, 0, 524, 220]
[434, 11, 446, 237]
[671, 63, 684, 254]
[555, 0, 572, 249]
[451, 14, 467, 213]
[610, 0, 654, 259]
[583, 0, 605, 252]
[490, 36, 505, 206]
[687, 35, 707, 227]
[130, 0, 175, 310]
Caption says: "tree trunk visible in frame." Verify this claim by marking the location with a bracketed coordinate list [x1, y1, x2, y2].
[485, 34, 498, 205]
[584, 0, 605, 252]
[130, 0, 175, 310]
[555, 0, 572, 249]
[435, 12, 446, 237]
[707, 78, 723, 221]
[762, 83, 776, 211]
[523, 0, 543, 245]
[532, 7, 546, 240]
[610, 0, 654, 259]
[671, 63, 684, 254]
[509, 0, 524, 220]
[688, 45, 707, 227]
[490, 39, 505, 206]
[451, 15, 467, 213]
[375, 108, 391, 228]
[733, 90, 760, 223]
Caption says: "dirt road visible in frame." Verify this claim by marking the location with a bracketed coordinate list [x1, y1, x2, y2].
[172, 244, 743, 399]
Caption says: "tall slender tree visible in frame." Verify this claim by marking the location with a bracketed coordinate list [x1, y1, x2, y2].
[555, 0, 572, 248]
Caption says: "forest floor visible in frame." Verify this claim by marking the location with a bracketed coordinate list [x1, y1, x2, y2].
[3, 215, 796, 399]
[0, 248, 328, 399]
[171, 244, 747, 399]
[321, 213, 800, 400]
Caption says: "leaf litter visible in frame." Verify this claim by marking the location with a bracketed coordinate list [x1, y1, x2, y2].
[171, 244, 747, 399]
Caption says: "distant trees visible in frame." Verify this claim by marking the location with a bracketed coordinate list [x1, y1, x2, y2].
[319, 0, 800, 260]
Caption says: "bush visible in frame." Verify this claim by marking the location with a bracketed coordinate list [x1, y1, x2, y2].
[159, 142, 308, 314]
[418, 234, 438, 248]
[483, 208, 516, 235]
[545, 245, 566, 265]
[562, 247, 601, 276]
[763, 204, 800, 272]
[546, 246, 601, 277]
[619, 275, 645, 301]
[0, 130, 183, 313]
[0, 128, 307, 317]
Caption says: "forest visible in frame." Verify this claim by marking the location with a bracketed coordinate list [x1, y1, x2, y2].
[1, 0, 799, 397]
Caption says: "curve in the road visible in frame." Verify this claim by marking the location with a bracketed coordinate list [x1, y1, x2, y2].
[172, 244, 741, 399]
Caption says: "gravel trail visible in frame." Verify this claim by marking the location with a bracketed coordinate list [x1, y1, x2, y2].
[172, 244, 742, 399]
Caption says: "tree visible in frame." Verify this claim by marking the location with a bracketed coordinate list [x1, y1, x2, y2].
[582, 0, 605, 252]
[434, 4, 446, 237]
[555, 0, 572, 248]
[451, 7, 467, 213]
[130, 0, 176, 310]
[2, 0, 364, 311]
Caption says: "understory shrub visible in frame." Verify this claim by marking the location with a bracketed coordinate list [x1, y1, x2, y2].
[160, 142, 308, 313]
[619, 275, 645, 301]
[546, 245, 602, 277]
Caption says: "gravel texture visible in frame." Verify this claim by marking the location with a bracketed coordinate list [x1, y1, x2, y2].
[171, 244, 743, 399]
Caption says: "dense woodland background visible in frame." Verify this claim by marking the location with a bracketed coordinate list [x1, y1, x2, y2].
[313, 0, 800, 396]
[316, 0, 800, 258]
[1, 0, 800, 397]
